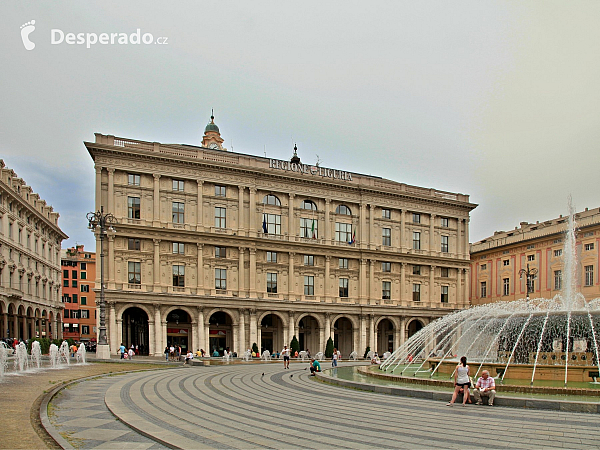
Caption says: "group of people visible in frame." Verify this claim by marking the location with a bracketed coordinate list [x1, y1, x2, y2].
[118, 343, 139, 360]
[163, 344, 183, 361]
[447, 356, 496, 406]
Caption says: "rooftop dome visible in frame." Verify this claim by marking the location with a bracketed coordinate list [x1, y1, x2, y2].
[205, 115, 219, 133]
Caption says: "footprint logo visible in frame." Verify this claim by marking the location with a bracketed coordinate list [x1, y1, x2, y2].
[20, 20, 36, 50]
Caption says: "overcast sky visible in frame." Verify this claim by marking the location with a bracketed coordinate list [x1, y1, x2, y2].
[2, 1, 600, 251]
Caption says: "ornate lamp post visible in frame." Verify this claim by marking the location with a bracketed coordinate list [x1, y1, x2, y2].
[87, 206, 117, 359]
[519, 263, 538, 301]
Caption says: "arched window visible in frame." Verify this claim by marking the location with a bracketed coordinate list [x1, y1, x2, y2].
[301, 200, 317, 211]
[262, 194, 281, 206]
[335, 205, 352, 215]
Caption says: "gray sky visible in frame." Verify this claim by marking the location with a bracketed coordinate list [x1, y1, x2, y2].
[2, 1, 600, 252]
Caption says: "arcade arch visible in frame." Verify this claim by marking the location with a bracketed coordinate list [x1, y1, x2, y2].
[258, 313, 285, 354]
[376, 318, 395, 354]
[333, 316, 354, 357]
[166, 308, 192, 354]
[122, 307, 150, 355]
[296, 314, 320, 355]
[208, 311, 234, 356]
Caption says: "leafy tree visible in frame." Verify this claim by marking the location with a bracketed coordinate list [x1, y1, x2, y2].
[325, 337, 334, 358]
[290, 335, 300, 354]
[252, 342, 259, 354]
[363, 346, 371, 359]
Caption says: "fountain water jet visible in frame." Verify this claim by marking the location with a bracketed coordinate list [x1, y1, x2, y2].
[49, 344, 60, 368]
[76, 343, 86, 364]
[0, 342, 8, 379]
[31, 341, 42, 369]
[13, 342, 29, 372]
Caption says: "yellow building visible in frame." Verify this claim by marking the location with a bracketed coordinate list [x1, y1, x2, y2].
[470, 208, 600, 306]
[86, 116, 476, 357]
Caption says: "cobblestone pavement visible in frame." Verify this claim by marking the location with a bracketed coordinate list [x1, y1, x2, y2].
[47, 362, 600, 450]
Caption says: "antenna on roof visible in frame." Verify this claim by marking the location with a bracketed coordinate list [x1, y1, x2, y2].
[264, 145, 267, 157]
[315, 154, 321, 167]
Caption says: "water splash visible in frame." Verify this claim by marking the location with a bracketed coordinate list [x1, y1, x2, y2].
[13, 342, 29, 372]
[0, 342, 8, 379]
[31, 341, 42, 369]
[76, 343, 86, 364]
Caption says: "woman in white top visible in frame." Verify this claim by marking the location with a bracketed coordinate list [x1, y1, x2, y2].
[447, 356, 471, 406]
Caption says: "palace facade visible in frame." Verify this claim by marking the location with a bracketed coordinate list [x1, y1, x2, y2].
[86, 117, 476, 357]
[0, 159, 68, 342]
[470, 207, 600, 306]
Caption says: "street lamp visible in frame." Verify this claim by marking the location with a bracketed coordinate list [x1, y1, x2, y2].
[518, 263, 538, 301]
[86, 206, 117, 359]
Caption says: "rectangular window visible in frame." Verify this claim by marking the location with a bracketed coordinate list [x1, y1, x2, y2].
[554, 270, 562, 290]
[173, 242, 185, 254]
[413, 265, 421, 275]
[63, 280, 68, 287]
[441, 235, 449, 253]
[172, 202, 185, 223]
[128, 262, 141, 285]
[81, 263, 86, 270]
[304, 276, 314, 295]
[441, 217, 449, 227]
[413, 231, 421, 250]
[267, 251, 277, 263]
[585, 243, 595, 251]
[339, 278, 349, 297]
[81, 297, 87, 306]
[413, 284, 421, 301]
[441, 267, 449, 277]
[300, 218, 318, 239]
[303, 255, 314, 266]
[585, 265, 594, 286]
[72, 270, 77, 279]
[128, 196, 141, 219]
[413, 213, 421, 223]
[81, 284, 89, 293]
[215, 246, 226, 258]
[8, 222, 13, 239]
[382, 281, 391, 300]
[215, 185, 226, 197]
[382, 209, 391, 219]
[128, 174, 140, 186]
[382, 228, 391, 246]
[480, 281, 487, 298]
[63, 269, 69, 279]
[267, 272, 277, 293]
[441, 285, 449, 303]
[80, 272, 86, 280]
[339, 258, 348, 269]
[335, 222, 352, 242]
[172, 179, 184, 192]
[503, 278, 510, 296]
[81, 309, 89, 319]
[82, 325, 89, 335]
[481, 264, 487, 270]
[503, 260, 510, 266]
[382, 262, 391, 272]
[264, 214, 281, 234]
[215, 207, 226, 228]
[527, 254, 535, 261]
[215, 268, 227, 290]
[554, 249, 563, 257]
[128, 238, 141, 250]
[72, 280, 77, 287]
[173, 265, 185, 287]
[72, 294, 78, 303]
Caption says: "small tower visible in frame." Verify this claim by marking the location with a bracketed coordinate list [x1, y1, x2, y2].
[202, 110, 226, 150]
[291, 144, 300, 164]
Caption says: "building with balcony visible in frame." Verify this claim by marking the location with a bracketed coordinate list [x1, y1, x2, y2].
[470, 207, 600, 306]
[86, 116, 476, 357]
[0, 159, 68, 341]
[61, 245, 97, 343]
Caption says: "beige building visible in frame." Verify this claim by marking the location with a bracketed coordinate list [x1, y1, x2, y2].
[0, 159, 68, 341]
[470, 208, 600, 306]
[86, 116, 476, 357]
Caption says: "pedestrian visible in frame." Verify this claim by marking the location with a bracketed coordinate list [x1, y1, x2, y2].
[119, 343, 126, 359]
[135, 344, 139, 355]
[447, 356, 471, 406]
[164, 346, 169, 361]
[332, 347, 338, 367]
[169, 344, 175, 361]
[281, 345, 291, 369]
[128, 347, 134, 360]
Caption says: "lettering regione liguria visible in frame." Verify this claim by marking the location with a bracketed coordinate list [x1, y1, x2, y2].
[269, 159, 353, 182]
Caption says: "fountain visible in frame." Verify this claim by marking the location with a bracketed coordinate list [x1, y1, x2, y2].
[31, 341, 42, 369]
[13, 342, 29, 372]
[261, 350, 272, 361]
[242, 349, 252, 361]
[315, 351, 324, 361]
[299, 350, 308, 361]
[49, 343, 60, 368]
[349, 351, 358, 361]
[381, 200, 600, 391]
[0, 342, 8, 378]
[76, 343, 87, 364]
[58, 341, 70, 365]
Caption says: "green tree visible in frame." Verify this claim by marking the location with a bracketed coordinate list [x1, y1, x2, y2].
[325, 337, 334, 358]
[290, 335, 300, 355]
[252, 342, 259, 354]
[363, 346, 371, 359]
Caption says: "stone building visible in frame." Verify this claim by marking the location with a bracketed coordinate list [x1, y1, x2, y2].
[61, 245, 97, 343]
[0, 159, 68, 341]
[470, 207, 600, 306]
[86, 116, 476, 357]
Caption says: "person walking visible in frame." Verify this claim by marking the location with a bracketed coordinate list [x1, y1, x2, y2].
[164, 346, 169, 361]
[447, 356, 471, 406]
[332, 347, 339, 367]
[281, 345, 291, 369]
[119, 343, 126, 360]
